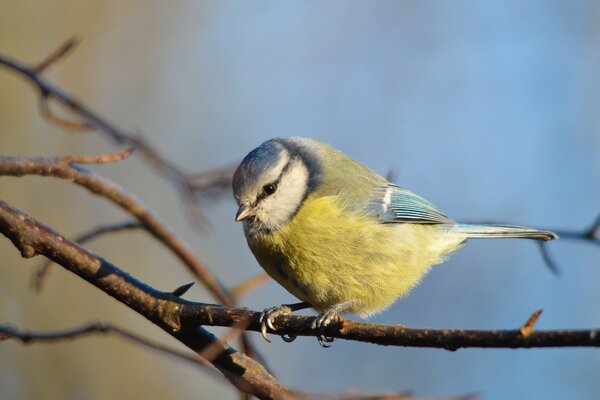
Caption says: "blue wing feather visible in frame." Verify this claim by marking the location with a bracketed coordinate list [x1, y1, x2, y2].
[368, 185, 453, 225]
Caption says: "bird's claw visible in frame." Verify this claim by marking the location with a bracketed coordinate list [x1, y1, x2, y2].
[259, 305, 297, 343]
[312, 309, 339, 347]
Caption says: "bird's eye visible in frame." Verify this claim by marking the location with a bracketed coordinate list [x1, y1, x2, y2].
[262, 182, 278, 196]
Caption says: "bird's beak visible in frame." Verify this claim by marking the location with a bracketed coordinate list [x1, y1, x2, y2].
[235, 205, 255, 222]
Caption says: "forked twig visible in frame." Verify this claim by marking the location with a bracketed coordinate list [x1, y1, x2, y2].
[0, 38, 233, 205]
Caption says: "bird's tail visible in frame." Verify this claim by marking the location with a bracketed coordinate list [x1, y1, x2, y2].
[454, 224, 557, 242]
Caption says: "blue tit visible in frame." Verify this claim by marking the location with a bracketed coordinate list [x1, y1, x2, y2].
[232, 137, 557, 346]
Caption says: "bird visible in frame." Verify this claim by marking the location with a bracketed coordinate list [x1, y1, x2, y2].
[232, 137, 557, 346]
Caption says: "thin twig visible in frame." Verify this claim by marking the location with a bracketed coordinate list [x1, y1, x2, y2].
[466, 218, 600, 273]
[0, 154, 234, 306]
[32, 36, 80, 73]
[0, 40, 232, 203]
[60, 148, 134, 166]
[200, 319, 252, 362]
[232, 273, 271, 301]
[34, 220, 143, 292]
[589, 214, 600, 239]
[38, 93, 95, 131]
[0, 322, 220, 376]
[537, 242, 560, 276]
[519, 309, 543, 337]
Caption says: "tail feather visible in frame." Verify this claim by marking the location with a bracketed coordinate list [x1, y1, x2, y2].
[455, 224, 557, 242]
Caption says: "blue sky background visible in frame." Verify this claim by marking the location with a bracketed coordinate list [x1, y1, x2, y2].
[1, 1, 599, 399]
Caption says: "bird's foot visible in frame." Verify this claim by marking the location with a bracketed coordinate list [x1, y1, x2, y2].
[259, 305, 294, 342]
[259, 302, 311, 343]
[312, 308, 342, 347]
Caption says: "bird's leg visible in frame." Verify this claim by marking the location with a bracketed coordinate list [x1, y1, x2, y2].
[312, 300, 354, 347]
[259, 301, 311, 343]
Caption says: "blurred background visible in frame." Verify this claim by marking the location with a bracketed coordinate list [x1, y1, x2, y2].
[1, 1, 599, 399]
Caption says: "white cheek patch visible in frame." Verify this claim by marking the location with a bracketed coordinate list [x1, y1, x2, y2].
[256, 158, 309, 231]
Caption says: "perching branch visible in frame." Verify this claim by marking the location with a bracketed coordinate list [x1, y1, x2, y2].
[2, 198, 600, 353]
[0, 198, 291, 399]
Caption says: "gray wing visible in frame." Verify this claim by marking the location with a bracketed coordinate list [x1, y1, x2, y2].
[367, 184, 453, 224]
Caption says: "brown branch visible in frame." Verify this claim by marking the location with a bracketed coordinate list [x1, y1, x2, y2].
[2, 198, 600, 352]
[32, 36, 80, 73]
[0, 198, 292, 399]
[59, 148, 135, 165]
[519, 309, 543, 337]
[38, 93, 94, 132]
[0, 39, 232, 202]
[0, 153, 234, 306]
[199, 319, 253, 363]
[232, 273, 271, 301]
[34, 220, 143, 292]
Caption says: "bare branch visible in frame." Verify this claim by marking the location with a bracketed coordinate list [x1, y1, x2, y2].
[537, 242, 560, 276]
[2, 199, 600, 352]
[0, 39, 232, 204]
[0, 154, 234, 306]
[0, 152, 261, 366]
[200, 319, 252, 362]
[60, 148, 134, 165]
[0, 322, 220, 376]
[537, 216, 600, 274]
[585, 213, 600, 240]
[519, 309, 543, 337]
[0, 198, 292, 399]
[466, 217, 600, 273]
[232, 273, 271, 301]
[34, 220, 143, 292]
[38, 91, 94, 132]
[32, 36, 80, 73]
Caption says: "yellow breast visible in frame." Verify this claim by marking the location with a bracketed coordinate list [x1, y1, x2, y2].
[247, 195, 464, 316]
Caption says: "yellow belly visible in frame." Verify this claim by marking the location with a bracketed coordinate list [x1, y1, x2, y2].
[247, 195, 464, 316]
